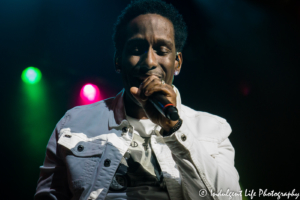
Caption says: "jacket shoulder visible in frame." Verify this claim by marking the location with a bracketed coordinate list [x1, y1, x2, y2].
[58, 97, 115, 135]
[181, 104, 232, 143]
[66, 97, 114, 114]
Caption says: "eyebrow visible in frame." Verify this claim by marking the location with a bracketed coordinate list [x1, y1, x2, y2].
[126, 38, 146, 46]
[126, 37, 174, 48]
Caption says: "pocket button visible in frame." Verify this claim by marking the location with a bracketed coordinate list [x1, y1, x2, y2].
[77, 145, 84, 152]
[104, 159, 111, 167]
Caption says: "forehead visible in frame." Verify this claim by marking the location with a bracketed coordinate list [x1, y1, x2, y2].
[126, 14, 175, 42]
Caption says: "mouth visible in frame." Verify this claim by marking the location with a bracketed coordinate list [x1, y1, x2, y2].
[130, 65, 164, 85]
[134, 74, 163, 86]
[134, 73, 162, 80]
[137, 75, 149, 81]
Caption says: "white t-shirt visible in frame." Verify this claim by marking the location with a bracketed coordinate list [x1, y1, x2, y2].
[105, 116, 170, 200]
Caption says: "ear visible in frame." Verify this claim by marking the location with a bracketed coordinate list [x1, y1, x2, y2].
[114, 53, 121, 73]
[174, 52, 183, 75]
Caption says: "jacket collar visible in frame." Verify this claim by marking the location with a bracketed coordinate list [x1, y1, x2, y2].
[108, 85, 182, 129]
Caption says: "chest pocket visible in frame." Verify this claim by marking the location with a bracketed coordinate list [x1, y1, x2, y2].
[58, 128, 106, 191]
[58, 128, 106, 156]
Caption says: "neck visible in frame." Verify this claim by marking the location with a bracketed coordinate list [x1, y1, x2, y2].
[124, 92, 148, 119]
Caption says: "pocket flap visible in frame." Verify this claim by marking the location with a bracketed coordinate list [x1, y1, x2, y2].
[58, 128, 106, 157]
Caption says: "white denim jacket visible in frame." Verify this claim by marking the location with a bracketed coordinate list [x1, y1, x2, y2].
[35, 86, 241, 200]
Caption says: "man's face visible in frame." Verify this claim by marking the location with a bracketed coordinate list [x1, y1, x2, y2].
[120, 13, 177, 105]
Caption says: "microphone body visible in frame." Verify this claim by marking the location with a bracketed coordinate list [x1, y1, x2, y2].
[148, 92, 179, 121]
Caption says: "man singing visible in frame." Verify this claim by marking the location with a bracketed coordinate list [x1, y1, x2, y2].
[35, 0, 241, 199]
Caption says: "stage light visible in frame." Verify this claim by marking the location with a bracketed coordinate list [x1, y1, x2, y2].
[80, 84, 100, 103]
[83, 84, 96, 101]
[22, 66, 42, 84]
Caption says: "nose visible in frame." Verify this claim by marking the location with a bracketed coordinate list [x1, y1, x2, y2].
[140, 47, 158, 72]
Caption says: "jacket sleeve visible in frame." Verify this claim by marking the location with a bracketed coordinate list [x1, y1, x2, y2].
[34, 115, 71, 200]
[163, 116, 241, 200]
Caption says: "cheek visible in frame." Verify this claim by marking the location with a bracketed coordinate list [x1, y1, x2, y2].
[161, 59, 175, 83]
[166, 69, 175, 83]
[121, 57, 137, 74]
[125, 56, 139, 70]
[121, 56, 140, 87]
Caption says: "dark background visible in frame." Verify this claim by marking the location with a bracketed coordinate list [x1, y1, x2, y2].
[1, 0, 299, 199]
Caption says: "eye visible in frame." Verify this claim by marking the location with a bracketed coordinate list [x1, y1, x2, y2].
[128, 45, 147, 55]
[155, 46, 170, 56]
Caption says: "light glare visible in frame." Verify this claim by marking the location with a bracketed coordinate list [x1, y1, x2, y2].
[80, 83, 100, 104]
[22, 66, 42, 84]
[83, 84, 97, 101]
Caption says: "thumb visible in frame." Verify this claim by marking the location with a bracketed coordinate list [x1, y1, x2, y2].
[130, 86, 146, 105]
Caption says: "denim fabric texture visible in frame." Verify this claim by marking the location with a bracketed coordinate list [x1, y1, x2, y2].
[34, 86, 241, 200]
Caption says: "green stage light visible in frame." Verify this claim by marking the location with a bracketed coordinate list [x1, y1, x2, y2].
[22, 66, 42, 84]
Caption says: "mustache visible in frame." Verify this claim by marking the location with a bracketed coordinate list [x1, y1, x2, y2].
[131, 65, 163, 79]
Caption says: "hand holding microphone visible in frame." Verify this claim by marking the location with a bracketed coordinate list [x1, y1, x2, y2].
[130, 75, 180, 132]
[148, 81, 179, 121]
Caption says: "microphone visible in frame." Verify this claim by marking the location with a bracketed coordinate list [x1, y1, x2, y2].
[148, 92, 179, 121]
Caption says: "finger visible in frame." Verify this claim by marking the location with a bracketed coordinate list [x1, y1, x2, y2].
[140, 75, 160, 91]
[140, 75, 161, 97]
[145, 84, 174, 98]
[130, 84, 147, 105]
[130, 86, 140, 100]
[143, 78, 165, 96]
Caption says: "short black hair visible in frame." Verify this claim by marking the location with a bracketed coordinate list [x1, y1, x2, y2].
[113, 0, 188, 56]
